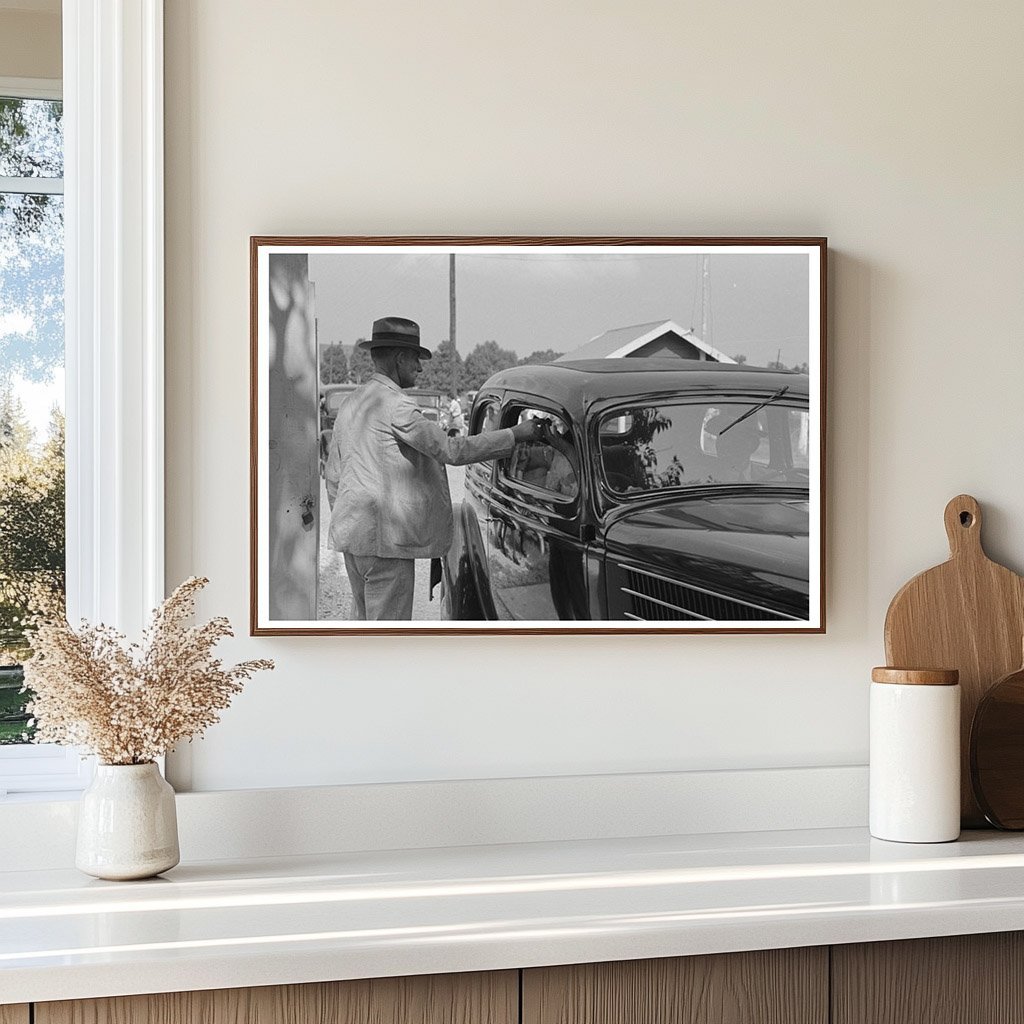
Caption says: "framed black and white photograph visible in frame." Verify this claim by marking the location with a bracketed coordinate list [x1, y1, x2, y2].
[250, 237, 826, 635]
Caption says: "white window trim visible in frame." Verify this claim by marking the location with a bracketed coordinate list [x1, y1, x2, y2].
[0, 2, 165, 798]
[0, 76, 61, 100]
[0, 79, 64, 220]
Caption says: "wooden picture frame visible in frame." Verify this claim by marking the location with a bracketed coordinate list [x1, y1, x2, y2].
[251, 236, 826, 635]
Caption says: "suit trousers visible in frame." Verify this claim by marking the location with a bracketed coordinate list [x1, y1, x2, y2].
[343, 553, 416, 621]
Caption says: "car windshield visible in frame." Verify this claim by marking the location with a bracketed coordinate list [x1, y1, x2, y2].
[599, 399, 810, 494]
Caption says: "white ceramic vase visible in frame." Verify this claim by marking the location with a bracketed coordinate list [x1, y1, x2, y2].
[76, 762, 180, 880]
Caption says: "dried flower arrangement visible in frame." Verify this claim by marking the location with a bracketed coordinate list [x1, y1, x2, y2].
[22, 577, 273, 765]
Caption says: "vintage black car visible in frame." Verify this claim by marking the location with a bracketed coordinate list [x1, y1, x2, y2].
[439, 359, 813, 625]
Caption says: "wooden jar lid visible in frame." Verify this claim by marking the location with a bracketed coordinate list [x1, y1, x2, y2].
[871, 667, 960, 686]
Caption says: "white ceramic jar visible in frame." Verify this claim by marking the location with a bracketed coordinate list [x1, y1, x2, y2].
[76, 762, 180, 880]
[870, 667, 961, 843]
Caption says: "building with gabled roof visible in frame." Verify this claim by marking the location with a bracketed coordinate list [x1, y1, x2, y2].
[555, 319, 735, 364]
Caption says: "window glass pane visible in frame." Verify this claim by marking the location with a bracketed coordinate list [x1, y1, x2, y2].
[475, 400, 499, 434]
[0, 97, 63, 178]
[0, 173, 65, 743]
[506, 409, 578, 498]
[599, 401, 809, 494]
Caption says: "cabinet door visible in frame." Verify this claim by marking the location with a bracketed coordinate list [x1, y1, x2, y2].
[832, 932, 1024, 1024]
[36, 971, 517, 1024]
[523, 949, 827, 1024]
[0, 1007, 29, 1024]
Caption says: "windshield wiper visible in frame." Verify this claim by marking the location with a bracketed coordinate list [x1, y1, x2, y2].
[718, 385, 790, 436]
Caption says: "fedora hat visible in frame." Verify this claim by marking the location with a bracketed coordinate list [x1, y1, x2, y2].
[358, 316, 432, 360]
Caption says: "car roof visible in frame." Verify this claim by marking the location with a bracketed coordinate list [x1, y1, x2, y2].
[480, 358, 810, 416]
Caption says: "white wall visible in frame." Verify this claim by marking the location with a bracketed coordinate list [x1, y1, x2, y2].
[163, 0, 1024, 791]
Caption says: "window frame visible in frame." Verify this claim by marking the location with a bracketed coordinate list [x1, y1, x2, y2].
[0, 0, 165, 799]
[0, 75, 82, 794]
[465, 397, 501, 489]
[0, 76, 63, 191]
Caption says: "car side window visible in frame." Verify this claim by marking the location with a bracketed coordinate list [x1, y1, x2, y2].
[504, 408, 578, 499]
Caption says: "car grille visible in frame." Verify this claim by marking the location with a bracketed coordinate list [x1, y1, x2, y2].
[617, 564, 797, 622]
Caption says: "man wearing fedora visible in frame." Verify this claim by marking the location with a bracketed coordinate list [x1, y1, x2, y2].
[324, 316, 545, 620]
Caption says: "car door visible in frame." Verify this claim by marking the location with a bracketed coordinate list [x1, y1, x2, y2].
[484, 401, 586, 621]
[443, 396, 503, 620]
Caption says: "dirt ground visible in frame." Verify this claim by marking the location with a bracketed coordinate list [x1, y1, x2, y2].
[317, 467, 467, 622]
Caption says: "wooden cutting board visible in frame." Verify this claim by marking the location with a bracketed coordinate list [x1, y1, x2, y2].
[884, 494, 1024, 827]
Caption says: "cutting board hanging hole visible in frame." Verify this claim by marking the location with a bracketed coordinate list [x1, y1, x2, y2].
[944, 494, 982, 556]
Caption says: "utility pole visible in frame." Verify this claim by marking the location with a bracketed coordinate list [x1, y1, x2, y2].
[449, 254, 457, 353]
[700, 254, 711, 347]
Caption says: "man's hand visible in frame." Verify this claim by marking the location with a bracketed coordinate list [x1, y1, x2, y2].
[511, 419, 547, 444]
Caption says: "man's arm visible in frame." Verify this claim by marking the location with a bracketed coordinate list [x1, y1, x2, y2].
[392, 398, 542, 466]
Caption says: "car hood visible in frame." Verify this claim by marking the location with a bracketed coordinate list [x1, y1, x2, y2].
[603, 492, 810, 615]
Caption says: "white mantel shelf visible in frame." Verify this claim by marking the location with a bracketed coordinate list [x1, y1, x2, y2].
[5, 826, 1024, 1004]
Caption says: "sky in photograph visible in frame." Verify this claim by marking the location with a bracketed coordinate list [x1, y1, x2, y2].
[309, 250, 811, 367]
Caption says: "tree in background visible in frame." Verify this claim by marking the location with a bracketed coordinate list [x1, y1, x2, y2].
[417, 338, 463, 395]
[319, 343, 349, 384]
[519, 349, 562, 366]
[348, 342, 374, 384]
[0, 97, 64, 386]
[732, 353, 748, 364]
[463, 340, 518, 390]
[0, 389, 32, 455]
[766, 358, 809, 374]
[0, 395, 65, 669]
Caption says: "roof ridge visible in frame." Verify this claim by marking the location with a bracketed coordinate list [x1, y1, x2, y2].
[592, 318, 676, 337]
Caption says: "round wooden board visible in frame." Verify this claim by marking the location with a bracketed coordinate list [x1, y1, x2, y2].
[971, 664, 1024, 829]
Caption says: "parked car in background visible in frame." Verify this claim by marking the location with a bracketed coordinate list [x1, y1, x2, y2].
[440, 359, 812, 625]
[319, 384, 361, 476]
[412, 389, 444, 424]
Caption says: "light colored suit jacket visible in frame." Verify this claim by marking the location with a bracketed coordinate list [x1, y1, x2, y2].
[325, 374, 515, 559]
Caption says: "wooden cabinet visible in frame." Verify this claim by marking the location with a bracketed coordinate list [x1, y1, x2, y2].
[17, 933, 1024, 1024]
[832, 932, 1024, 1024]
[35, 972, 517, 1024]
[522, 948, 828, 1024]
